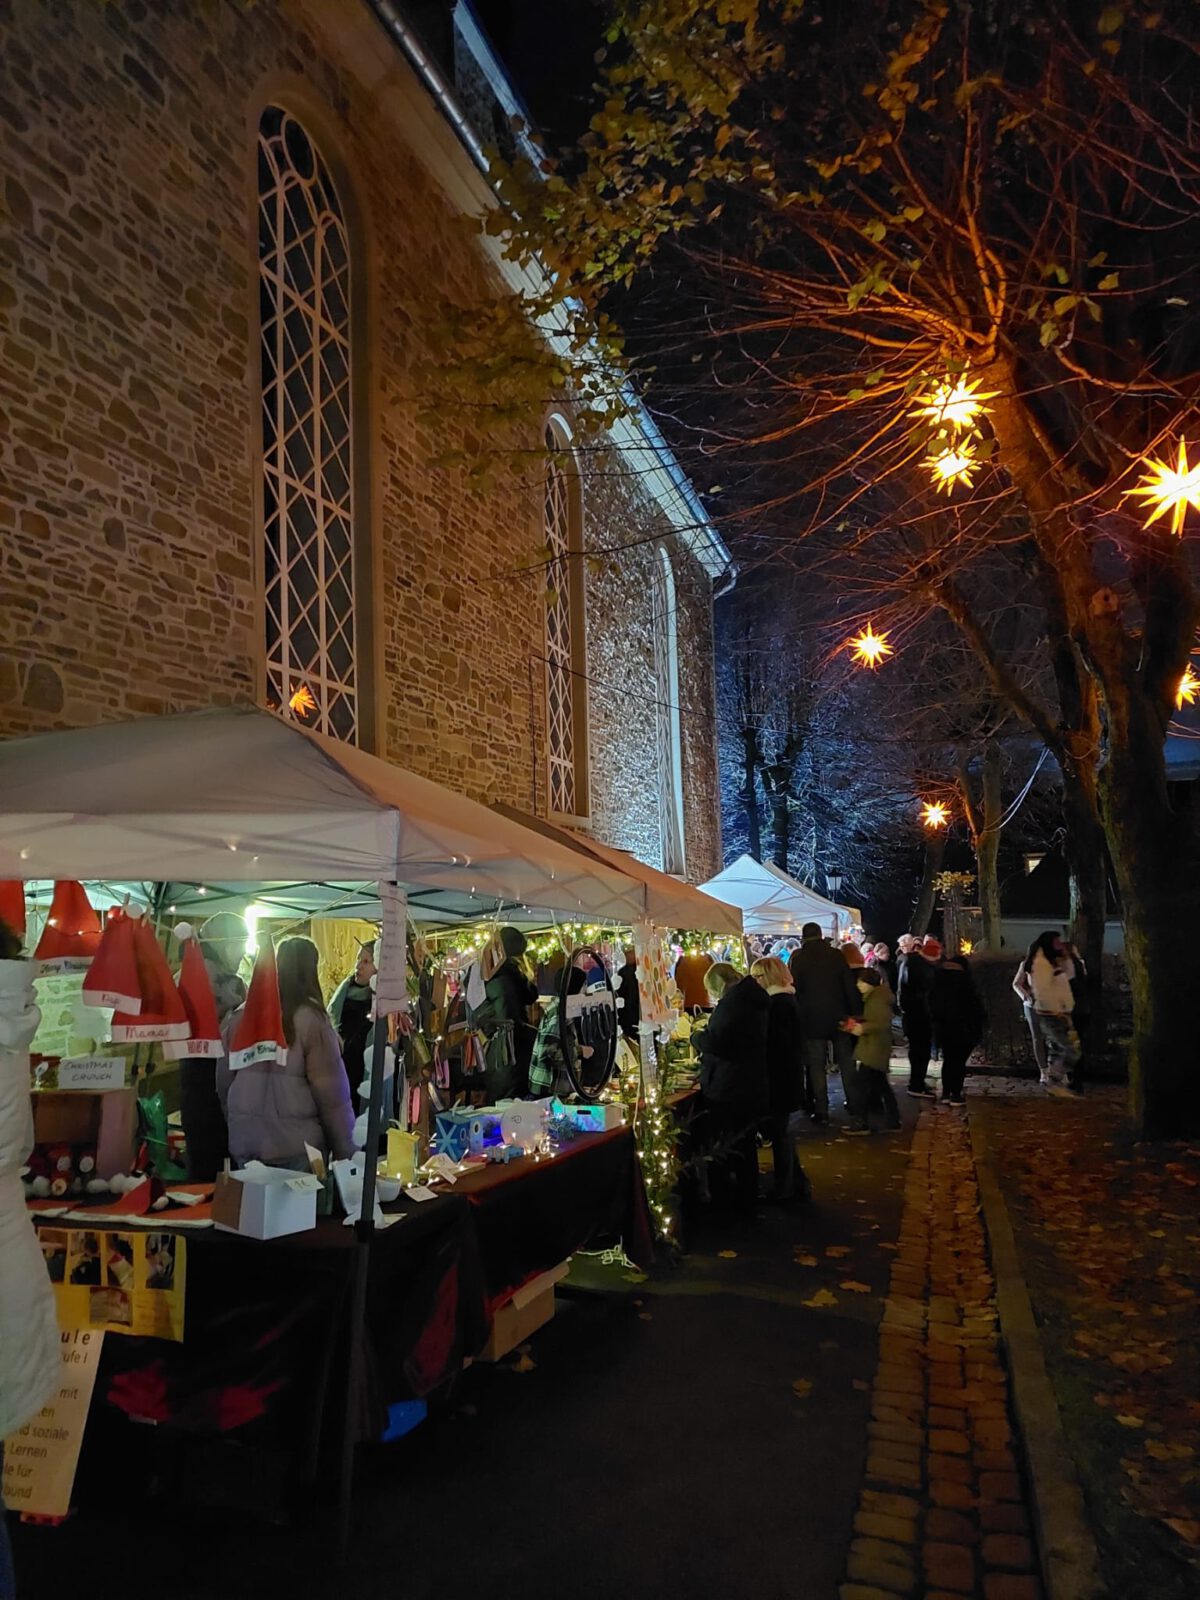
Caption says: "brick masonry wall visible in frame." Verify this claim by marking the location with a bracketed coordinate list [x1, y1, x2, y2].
[0, 0, 721, 881]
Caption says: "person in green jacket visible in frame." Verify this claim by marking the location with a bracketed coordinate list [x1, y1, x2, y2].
[842, 968, 901, 1134]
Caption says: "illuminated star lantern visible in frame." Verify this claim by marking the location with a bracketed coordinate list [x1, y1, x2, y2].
[911, 375, 998, 432]
[288, 683, 317, 719]
[921, 801, 949, 829]
[848, 623, 893, 669]
[1127, 439, 1200, 536]
[924, 437, 980, 494]
[1177, 664, 1199, 710]
[960, 939, 974, 955]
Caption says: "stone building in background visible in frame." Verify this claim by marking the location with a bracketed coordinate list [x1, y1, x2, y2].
[0, 0, 731, 881]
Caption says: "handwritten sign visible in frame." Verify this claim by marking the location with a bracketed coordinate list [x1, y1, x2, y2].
[57, 1055, 127, 1091]
[3, 1329, 103, 1517]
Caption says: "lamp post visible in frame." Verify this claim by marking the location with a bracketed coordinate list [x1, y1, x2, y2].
[826, 869, 844, 898]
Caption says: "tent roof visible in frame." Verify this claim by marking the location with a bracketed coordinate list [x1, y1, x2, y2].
[0, 709, 647, 925]
[696, 853, 861, 934]
[492, 805, 742, 936]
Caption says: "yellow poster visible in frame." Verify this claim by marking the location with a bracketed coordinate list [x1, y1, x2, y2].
[3, 1329, 103, 1518]
[40, 1227, 186, 1342]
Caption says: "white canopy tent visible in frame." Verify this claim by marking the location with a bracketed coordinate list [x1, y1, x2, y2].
[696, 854, 861, 939]
[0, 708, 653, 927]
[492, 804, 742, 937]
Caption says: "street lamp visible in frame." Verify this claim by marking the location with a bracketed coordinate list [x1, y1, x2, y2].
[826, 870, 844, 897]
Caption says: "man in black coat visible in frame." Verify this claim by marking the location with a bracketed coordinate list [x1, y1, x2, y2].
[788, 923, 862, 1123]
[896, 934, 935, 1097]
[615, 946, 640, 1040]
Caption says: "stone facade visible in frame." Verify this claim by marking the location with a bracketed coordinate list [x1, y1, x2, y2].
[0, 0, 725, 883]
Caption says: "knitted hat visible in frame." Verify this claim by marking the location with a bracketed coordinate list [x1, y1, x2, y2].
[0, 881, 26, 938]
[82, 907, 142, 1013]
[162, 924, 224, 1060]
[228, 940, 287, 1071]
[33, 881, 102, 971]
[110, 917, 189, 1043]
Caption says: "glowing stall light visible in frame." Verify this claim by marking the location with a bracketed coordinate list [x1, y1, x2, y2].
[847, 623, 893, 670]
[911, 375, 997, 432]
[243, 903, 271, 959]
[921, 801, 949, 829]
[960, 939, 974, 955]
[1177, 664, 1199, 710]
[1126, 439, 1200, 536]
[924, 437, 980, 494]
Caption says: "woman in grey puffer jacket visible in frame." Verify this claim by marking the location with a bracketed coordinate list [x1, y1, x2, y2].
[217, 937, 355, 1169]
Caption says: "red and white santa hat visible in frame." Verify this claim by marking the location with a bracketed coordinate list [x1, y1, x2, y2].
[0, 881, 26, 939]
[33, 881, 102, 971]
[228, 939, 287, 1071]
[110, 915, 189, 1044]
[82, 906, 142, 1013]
[162, 924, 223, 1060]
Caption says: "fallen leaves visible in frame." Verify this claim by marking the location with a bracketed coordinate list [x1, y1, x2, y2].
[794, 1252, 819, 1267]
[803, 1288, 839, 1308]
[717, 1249, 738, 1259]
[825, 1245, 853, 1258]
[791, 1377, 813, 1398]
[839, 1280, 872, 1294]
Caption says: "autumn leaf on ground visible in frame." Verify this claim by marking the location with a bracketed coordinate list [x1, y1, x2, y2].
[840, 1280, 872, 1294]
[509, 1351, 536, 1374]
[638, 1311, 653, 1321]
[1116, 1414, 1145, 1428]
[792, 1378, 813, 1398]
[1163, 1518, 1200, 1547]
[804, 1288, 839, 1308]
[826, 1245, 852, 1258]
[718, 1249, 738, 1259]
[852, 1378, 869, 1390]
[794, 1252, 819, 1267]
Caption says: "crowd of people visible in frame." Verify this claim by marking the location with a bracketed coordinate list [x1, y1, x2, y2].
[695, 921, 1088, 1214]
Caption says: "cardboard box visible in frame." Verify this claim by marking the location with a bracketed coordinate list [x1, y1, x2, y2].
[30, 1088, 137, 1179]
[212, 1166, 323, 1240]
[567, 1102, 626, 1134]
[479, 1261, 570, 1361]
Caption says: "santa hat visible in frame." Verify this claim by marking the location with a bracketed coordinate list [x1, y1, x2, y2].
[162, 924, 223, 1060]
[228, 940, 287, 1071]
[110, 916, 189, 1043]
[922, 936, 944, 960]
[82, 907, 141, 1013]
[34, 881, 102, 971]
[0, 881, 26, 938]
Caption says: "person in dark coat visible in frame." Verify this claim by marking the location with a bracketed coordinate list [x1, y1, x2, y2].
[330, 941, 376, 1101]
[788, 923, 862, 1124]
[928, 951, 985, 1106]
[615, 946, 640, 1040]
[751, 956, 809, 1202]
[698, 962, 769, 1213]
[896, 934, 935, 1098]
[481, 927, 539, 1099]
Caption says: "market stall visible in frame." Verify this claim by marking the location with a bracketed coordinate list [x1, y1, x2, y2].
[697, 853, 861, 940]
[0, 709, 731, 1535]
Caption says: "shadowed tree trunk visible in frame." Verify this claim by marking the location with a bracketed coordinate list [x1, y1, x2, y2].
[911, 829, 947, 936]
[741, 727, 762, 860]
[957, 740, 1004, 951]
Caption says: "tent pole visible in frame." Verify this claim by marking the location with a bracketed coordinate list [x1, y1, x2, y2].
[337, 971, 393, 1555]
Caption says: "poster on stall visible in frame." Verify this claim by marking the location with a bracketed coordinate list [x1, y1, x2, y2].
[3, 1329, 103, 1518]
[631, 921, 678, 1031]
[375, 882, 408, 1017]
[40, 1227, 186, 1342]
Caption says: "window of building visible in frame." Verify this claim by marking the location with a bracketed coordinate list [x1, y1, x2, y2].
[652, 547, 686, 874]
[258, 106, 360, 744]
[543, 420, 587, 817]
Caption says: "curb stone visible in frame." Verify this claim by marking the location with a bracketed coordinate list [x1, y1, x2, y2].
[969, 1111, 1106, 1600]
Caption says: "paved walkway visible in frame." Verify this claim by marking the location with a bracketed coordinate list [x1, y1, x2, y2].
[10, 1074, 1047, 1600]
[842, 1104, 1043, 1600]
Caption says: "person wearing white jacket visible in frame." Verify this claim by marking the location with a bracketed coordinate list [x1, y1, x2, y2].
[0, 945, 59, 1598]
[1026, 931, 1082, 1096]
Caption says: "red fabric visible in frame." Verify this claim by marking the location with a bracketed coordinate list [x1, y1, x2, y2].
[0, 880, 26, 937]
[163, 937, 223, 1058]
[111, 918, 188, 1041]
[229, 940, 287, 1068]
[82, 909, 142, 1013]
[33, 881, 102, 962]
